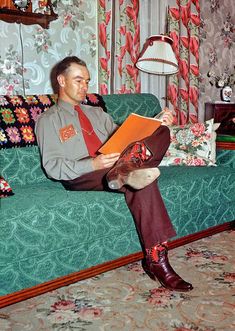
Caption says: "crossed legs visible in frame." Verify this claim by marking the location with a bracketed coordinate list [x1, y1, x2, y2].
[61, 126, 193, 291]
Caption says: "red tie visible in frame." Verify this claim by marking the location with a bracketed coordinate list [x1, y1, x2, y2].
[74, 105, 102, 157]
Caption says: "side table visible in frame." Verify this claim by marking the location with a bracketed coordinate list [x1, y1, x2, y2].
[205, 102, 235, 150]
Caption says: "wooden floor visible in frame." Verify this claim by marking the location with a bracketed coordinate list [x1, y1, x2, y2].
[0, 220, 234, 309]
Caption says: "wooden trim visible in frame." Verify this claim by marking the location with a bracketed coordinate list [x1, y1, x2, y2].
[0, 221, 234, 309]
[216, 141, 235, 150]
[168, 221, 234, 249]
[0, 8, 58, 29]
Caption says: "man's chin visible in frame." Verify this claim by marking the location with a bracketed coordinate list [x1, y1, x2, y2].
[78, 95, 87, 103]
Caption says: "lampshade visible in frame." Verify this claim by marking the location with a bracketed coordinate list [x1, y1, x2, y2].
[135, 35, 178, 75]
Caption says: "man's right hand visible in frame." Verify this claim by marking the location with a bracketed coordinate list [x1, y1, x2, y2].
[92, 153, 120, 170]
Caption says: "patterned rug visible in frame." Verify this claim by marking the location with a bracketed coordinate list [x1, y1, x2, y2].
[0, 230, 234, 331]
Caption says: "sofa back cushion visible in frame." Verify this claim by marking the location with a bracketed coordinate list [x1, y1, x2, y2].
[103, 93, 161, 125]
[0, 93, 162, 186]
[1, 146, 47, 186]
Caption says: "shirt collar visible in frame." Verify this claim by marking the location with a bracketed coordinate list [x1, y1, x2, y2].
[58, 99, 82, 115]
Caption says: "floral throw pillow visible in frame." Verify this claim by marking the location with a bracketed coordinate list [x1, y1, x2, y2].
[0, 177, 14, 198]
[160, 119, 220, 167]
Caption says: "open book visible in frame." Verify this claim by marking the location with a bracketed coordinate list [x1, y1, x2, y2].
[98, 113, 162, 154]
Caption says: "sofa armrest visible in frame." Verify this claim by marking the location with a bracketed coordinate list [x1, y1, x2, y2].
[216, 149, 235, 168]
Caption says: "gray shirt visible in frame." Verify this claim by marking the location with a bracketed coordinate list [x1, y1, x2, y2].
[35, 99, 118, 180]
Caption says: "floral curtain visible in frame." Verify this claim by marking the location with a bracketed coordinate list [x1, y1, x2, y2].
[167, 0, 201, 124]
[98, 0, 140, 95]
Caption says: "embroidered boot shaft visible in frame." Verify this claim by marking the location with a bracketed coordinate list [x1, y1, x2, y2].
[106, 142, 160, 190]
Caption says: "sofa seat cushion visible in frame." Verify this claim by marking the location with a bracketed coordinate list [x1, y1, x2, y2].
[1, 165, 234, 295]
[0, 180, 139, 266]
[0, 180, 142, 295]
[1, 165, 234, 268]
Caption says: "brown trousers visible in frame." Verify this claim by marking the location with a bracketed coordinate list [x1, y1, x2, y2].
[61, 126, 176, 249]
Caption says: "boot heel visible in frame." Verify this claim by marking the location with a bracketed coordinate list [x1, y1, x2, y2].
[108, 180, 121, 190]
[107, 174, 126, 190]
[142, 262, 156, 281]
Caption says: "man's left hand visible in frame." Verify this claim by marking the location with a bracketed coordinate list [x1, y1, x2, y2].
[161, 108, 174, 127]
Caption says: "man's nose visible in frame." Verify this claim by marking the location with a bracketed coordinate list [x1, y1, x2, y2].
[81, 81, 89, 90]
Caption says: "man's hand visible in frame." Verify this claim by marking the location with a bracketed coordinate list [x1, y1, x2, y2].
[161, 108, 174, 126]
[92, 153, 120, 170]
[155, 107, 174, 127]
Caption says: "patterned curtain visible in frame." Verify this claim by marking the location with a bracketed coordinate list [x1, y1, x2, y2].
[167, 0, 201, 124]
[98, 0, 140, 95]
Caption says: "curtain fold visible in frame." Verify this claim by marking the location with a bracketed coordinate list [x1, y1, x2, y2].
[98, 0, 140, 95]
[167, 0, 201, 124]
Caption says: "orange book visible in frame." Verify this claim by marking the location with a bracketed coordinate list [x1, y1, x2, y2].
[98, 113, 162, 154]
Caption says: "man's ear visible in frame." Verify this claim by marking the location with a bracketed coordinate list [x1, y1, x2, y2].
[57, 74, 65, 87]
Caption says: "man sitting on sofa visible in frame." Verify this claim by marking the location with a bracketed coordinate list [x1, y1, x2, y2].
[35, 56, 193, 292]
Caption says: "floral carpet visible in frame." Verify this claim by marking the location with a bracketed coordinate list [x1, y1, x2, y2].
[0, 230, 234, 331]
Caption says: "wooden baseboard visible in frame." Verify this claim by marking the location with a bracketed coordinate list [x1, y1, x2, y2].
[216, 141, 235, 150]
[0, 221, 234, 309]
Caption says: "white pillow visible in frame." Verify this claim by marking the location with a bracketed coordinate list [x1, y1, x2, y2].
[160, 119, 220, 166]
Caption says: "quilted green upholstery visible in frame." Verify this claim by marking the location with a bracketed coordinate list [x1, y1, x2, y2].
[0, 93, 235, 296]
[216, 149, 235, 168]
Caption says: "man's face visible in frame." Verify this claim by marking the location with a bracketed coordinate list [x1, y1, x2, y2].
[58, 63, 90, 105]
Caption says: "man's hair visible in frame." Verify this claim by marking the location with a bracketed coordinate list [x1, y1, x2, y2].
[56, 56, 87, 77]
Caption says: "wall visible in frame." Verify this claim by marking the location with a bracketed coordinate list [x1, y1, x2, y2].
[199, 0, 235, 121]
[1, 0, 234, 112]
[0, 0, 98, 96]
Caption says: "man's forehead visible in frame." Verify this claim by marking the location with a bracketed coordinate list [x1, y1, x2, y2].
[73, 73, 90, 80]
[67, 63, 90, 79]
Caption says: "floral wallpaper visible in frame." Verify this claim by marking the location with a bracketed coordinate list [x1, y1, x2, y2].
[199, 0, 235, 120]
[0, 0, 98, 96]
[0, 0, 234, 124]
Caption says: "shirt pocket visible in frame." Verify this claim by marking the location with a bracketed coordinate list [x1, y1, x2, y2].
[63, 132, 88, 159]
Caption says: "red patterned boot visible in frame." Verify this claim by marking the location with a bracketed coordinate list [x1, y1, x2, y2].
[143, 243, 193, 292]
[106, 142, 160, 190]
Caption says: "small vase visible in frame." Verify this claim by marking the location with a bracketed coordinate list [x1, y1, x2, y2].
[221, 85, 232, 102]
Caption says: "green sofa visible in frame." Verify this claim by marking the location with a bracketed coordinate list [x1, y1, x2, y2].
[1, 93, 235, 307]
